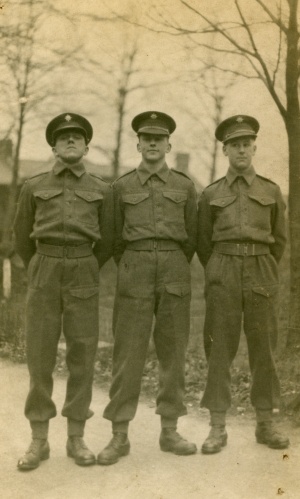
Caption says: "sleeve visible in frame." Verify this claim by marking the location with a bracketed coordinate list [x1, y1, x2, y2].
[181, 182, 198, 262]
[270, 185, 287, 262]
[113, 182, 126, 265]
[197, 189, 214, 267]
[13, 181, 36, 268]
[93, 184, 114, 268]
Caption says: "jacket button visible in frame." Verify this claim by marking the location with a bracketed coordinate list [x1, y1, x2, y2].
[44, 193, 49, 198]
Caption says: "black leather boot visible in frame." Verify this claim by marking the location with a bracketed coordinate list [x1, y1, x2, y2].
[160, 428, 197, 455]
[66, 436, 95, 466]
[97, 433, 130, 465]
[255, 422, 289, 449]
[18, 439, 50, 471]
[201, 426, 228, 454]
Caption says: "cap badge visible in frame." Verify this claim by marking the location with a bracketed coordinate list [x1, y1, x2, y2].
[65, 114, 72, 121]
[236, 116, 244, 123]
[150, 113, 157, 119]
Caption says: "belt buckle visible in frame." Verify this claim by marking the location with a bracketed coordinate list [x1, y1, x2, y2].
[243, 243, 248, 256]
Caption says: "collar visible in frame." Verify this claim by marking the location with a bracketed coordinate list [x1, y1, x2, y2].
[136, 162, 170, 185]
[53, 160, 86, 178]
[226, 165, 256, 186]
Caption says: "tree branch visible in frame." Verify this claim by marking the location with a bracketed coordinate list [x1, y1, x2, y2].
[179, 0, 256, 57]
[255, 0, 288, 33]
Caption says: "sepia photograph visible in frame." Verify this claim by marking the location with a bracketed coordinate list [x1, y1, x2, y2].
[0, 1, 299, 497]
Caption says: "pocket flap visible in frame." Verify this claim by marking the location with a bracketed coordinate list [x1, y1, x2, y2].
[252, 285, 277, 298]
[75, 190, 103, 202]
[248, 195, 275, 206]
[210, 196, 237, 208]
[69, 287, 99, 299]
[165, 282, 190, 297]
[122, 192, 150, 204]
[33, 189, 62, 200]
[163, 191, 187, 203]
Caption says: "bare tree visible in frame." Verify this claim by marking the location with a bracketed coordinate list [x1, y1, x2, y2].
[177, 57, 236, 183]
[71, 38, 144, 178]
[87, 40, 143, 179]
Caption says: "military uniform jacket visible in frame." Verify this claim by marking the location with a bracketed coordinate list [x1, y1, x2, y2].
[197, 166, 286, 266]
[14, 160, 114, 268]
[113, 162, 198, 263]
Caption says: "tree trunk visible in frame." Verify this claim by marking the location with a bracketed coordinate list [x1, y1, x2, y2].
[112, 88, 126, 179]
[210, 137, 218, 184]
[210, 95, 223, 183]
[1, 103, 25, 249]
[285, 0, 300, 345]
[286, 119, 300, 346]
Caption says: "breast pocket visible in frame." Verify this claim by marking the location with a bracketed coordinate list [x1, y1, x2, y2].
[210, 195, 237, 231]
[74, 190, 103, 225]
[122, 192, 151, 226]
[33, 189, 63, 224]
[247, 195, 275, 230]
[162, 191, 187, 222]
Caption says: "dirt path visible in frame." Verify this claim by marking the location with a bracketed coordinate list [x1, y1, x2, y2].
[0, 359, 299, 499]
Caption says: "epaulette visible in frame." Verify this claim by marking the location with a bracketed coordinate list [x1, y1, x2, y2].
[256, 174, 277, 185]
[112, 168, 136, 185]
[171, 168, 192, 181]
[89, 172, 107, 182]
[26, 171, 50, 182]
[205, 176, 226, 188]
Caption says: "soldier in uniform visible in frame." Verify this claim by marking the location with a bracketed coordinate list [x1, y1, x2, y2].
[197, 115, 289, 454]
[97, 111, 198, 465]
[14, 113, 114, 470]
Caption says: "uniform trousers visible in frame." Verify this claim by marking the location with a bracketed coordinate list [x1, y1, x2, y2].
[103, 248, 191, 423]
[201, 251, 281, 412]
[24, 252, 99, 431]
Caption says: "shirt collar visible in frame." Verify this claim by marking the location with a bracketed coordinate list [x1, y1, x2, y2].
[226, 165, 256, 186]
[53, 160, 86, 178]
[136, 162, 170, 185]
